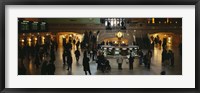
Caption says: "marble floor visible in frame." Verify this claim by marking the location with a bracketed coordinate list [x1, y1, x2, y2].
[21, 44, 182, 75]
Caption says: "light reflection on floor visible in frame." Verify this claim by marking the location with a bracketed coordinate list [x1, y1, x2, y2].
[21, 43, 182, 75]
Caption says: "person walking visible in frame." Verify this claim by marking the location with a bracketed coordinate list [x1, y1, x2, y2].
[138, 50, 143, 65]
[162, 48, 167, 66]
[74, 49, 80, 63]
[76, 40, 80, 49]
[50, 48, 55, 62]
[67, 54, 73, 71]
[129, 54, 134, 70]
[147, 50, 152, 69]
[92, 49, 97, 61]
[169, 50, 175, 66]
[83, 51, 91, 75]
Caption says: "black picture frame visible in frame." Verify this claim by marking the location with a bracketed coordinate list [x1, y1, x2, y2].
[0, 0, 200, 93]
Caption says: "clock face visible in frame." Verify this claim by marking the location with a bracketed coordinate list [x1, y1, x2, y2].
[117, 32, 123, 38]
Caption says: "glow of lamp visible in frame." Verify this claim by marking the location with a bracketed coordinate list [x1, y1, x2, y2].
[42, 36, 45, 40]
[21, 39, 24, 42]
[152, 18, 155, 24]
[28, 38, 31, 42]
[167, 18, 169, 23]
[168, 37, 171, 43]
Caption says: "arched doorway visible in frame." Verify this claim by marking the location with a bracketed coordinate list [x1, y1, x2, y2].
[149, 32, 182, 49]
[57, 32, 83, 46]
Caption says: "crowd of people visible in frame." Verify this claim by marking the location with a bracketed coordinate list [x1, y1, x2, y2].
[18, 35, 58, 75]
[18, 32, 180, 75]
[61, 31, 99, 75]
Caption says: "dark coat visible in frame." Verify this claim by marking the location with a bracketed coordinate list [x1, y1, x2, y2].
[83, 57, 90, 71]
[47, 63, 56, 75]
[67, 56, 73, 65]
[41, 61, 48, 75]
[129, 56, 134, 64]
[75, 50, 80, 57]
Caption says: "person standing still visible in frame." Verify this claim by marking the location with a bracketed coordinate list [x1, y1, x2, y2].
[117, 56, 123, 70]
